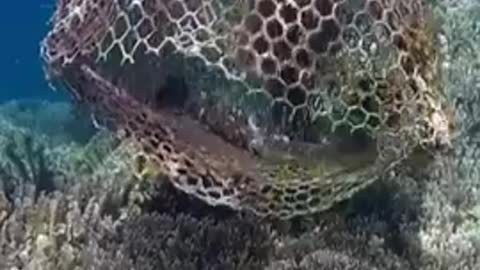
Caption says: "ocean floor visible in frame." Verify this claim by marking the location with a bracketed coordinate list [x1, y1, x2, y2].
[0, 90, 478, 270]
[1, 0, 480, 269]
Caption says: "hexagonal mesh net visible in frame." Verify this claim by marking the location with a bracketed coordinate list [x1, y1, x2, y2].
[41, 0, 454, 218]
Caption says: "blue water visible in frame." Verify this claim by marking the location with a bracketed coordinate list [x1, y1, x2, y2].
[0, 1, 64, 102]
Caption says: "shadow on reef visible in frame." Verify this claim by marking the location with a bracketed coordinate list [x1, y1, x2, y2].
[117, 210, 273, 270]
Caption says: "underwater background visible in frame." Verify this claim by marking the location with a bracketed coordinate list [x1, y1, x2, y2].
[1, 0, 480, 269]
[0, 0, 61, 101]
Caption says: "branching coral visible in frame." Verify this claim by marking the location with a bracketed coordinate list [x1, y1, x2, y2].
[118, 213, 273, 270]
[0, 187, 131, 270]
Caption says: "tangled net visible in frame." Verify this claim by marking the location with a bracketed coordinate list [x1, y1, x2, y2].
[41, 0, 454, 219]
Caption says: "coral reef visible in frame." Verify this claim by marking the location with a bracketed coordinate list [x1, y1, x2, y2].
[1, 0, 480, 270]
[118, 212, 273, 270]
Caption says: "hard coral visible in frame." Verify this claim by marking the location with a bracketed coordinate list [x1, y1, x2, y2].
[118, 212, 273, 270]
